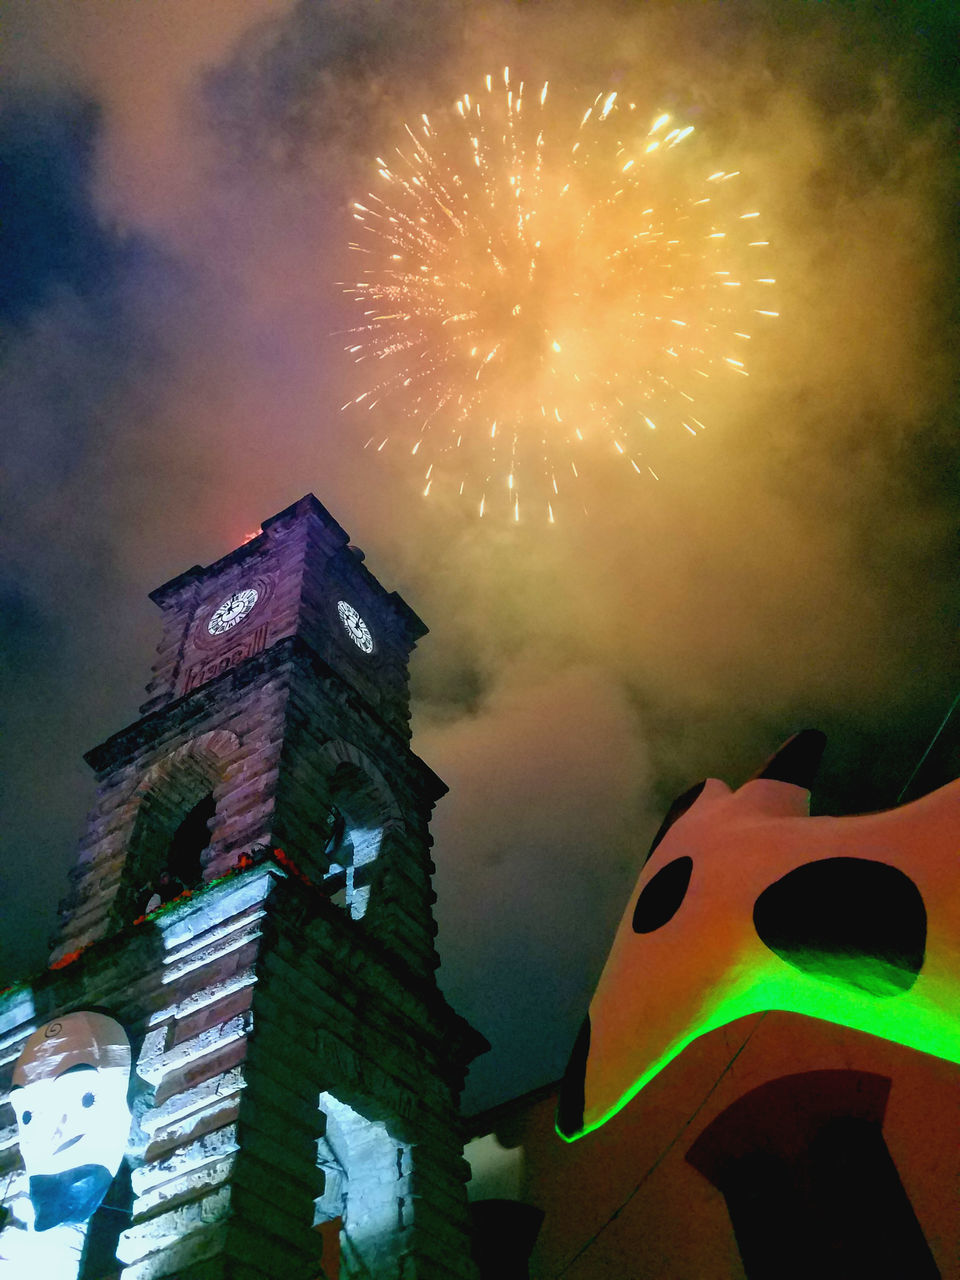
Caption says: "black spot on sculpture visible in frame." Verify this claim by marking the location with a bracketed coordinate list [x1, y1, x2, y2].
[633, 857, 693, 934]
[753, 858, 926, 996]
[556, 1016, 591, 1139]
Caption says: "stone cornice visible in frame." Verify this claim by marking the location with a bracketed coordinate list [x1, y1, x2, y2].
[84, 636, 447, 803]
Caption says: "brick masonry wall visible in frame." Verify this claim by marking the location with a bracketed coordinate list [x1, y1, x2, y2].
[53, 653, 294, 963]
[55, 639, 446, 980]
[1, 863, 484, 1279]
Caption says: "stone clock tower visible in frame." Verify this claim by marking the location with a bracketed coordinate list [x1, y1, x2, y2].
[0, 494, 487, 1279]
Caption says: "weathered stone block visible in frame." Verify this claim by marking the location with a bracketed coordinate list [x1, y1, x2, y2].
[143, 1066, 246, 1136]
[119, 1185, 232, 1264]
[118, 1219, 230, 1279]
[135, 1125, 240, 1197]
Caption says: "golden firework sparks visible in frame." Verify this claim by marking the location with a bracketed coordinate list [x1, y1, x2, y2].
[342, 70, 777, 521]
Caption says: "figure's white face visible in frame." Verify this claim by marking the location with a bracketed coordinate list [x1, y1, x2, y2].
[11, 1064, 130, 1180]
[11, 1013, 132, 1231]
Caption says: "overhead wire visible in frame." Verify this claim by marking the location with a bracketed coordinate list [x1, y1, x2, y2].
[896, 688, 960, 804]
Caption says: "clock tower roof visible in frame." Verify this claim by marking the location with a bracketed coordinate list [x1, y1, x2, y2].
[138, 494, 428, 735]
[148, 494, 427, 641]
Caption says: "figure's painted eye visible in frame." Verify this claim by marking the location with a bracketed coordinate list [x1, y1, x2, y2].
[81, 1092, 95, 1109]
[22, 1110, 32, 1125]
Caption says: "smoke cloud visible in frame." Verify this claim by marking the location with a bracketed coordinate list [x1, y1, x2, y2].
[2, 0, 958, 1106]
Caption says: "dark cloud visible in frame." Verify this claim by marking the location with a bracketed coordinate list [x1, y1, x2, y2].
[1, 0, 958, 1108]
[0, 96, 106, 324]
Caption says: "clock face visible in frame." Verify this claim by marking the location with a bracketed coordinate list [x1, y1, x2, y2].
[208, 588, 259, 635]
[337, 600, 374, 654]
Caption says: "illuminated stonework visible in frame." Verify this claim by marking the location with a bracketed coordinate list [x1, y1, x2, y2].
[1, 496, 486, 1279]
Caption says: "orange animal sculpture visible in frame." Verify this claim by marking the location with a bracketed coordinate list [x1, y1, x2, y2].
[558, 730, 960, 1140]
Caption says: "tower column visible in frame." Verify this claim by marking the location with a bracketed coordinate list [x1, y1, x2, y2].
[2, 495, 486, 1279]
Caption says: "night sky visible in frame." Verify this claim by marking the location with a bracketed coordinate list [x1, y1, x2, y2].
[2, 0, 959, 1113]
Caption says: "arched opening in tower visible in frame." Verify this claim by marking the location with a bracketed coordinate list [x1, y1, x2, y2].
[322, 763, 387, 920]
[118, 765, 221, 921]
[164, 792, 215, 894]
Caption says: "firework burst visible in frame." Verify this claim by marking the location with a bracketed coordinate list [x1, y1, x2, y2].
[342, 69, 777, 521]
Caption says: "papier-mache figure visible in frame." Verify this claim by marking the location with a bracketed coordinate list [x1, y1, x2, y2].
[9, 1012, 132, 1233]
[558, 729, 960, 1141]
